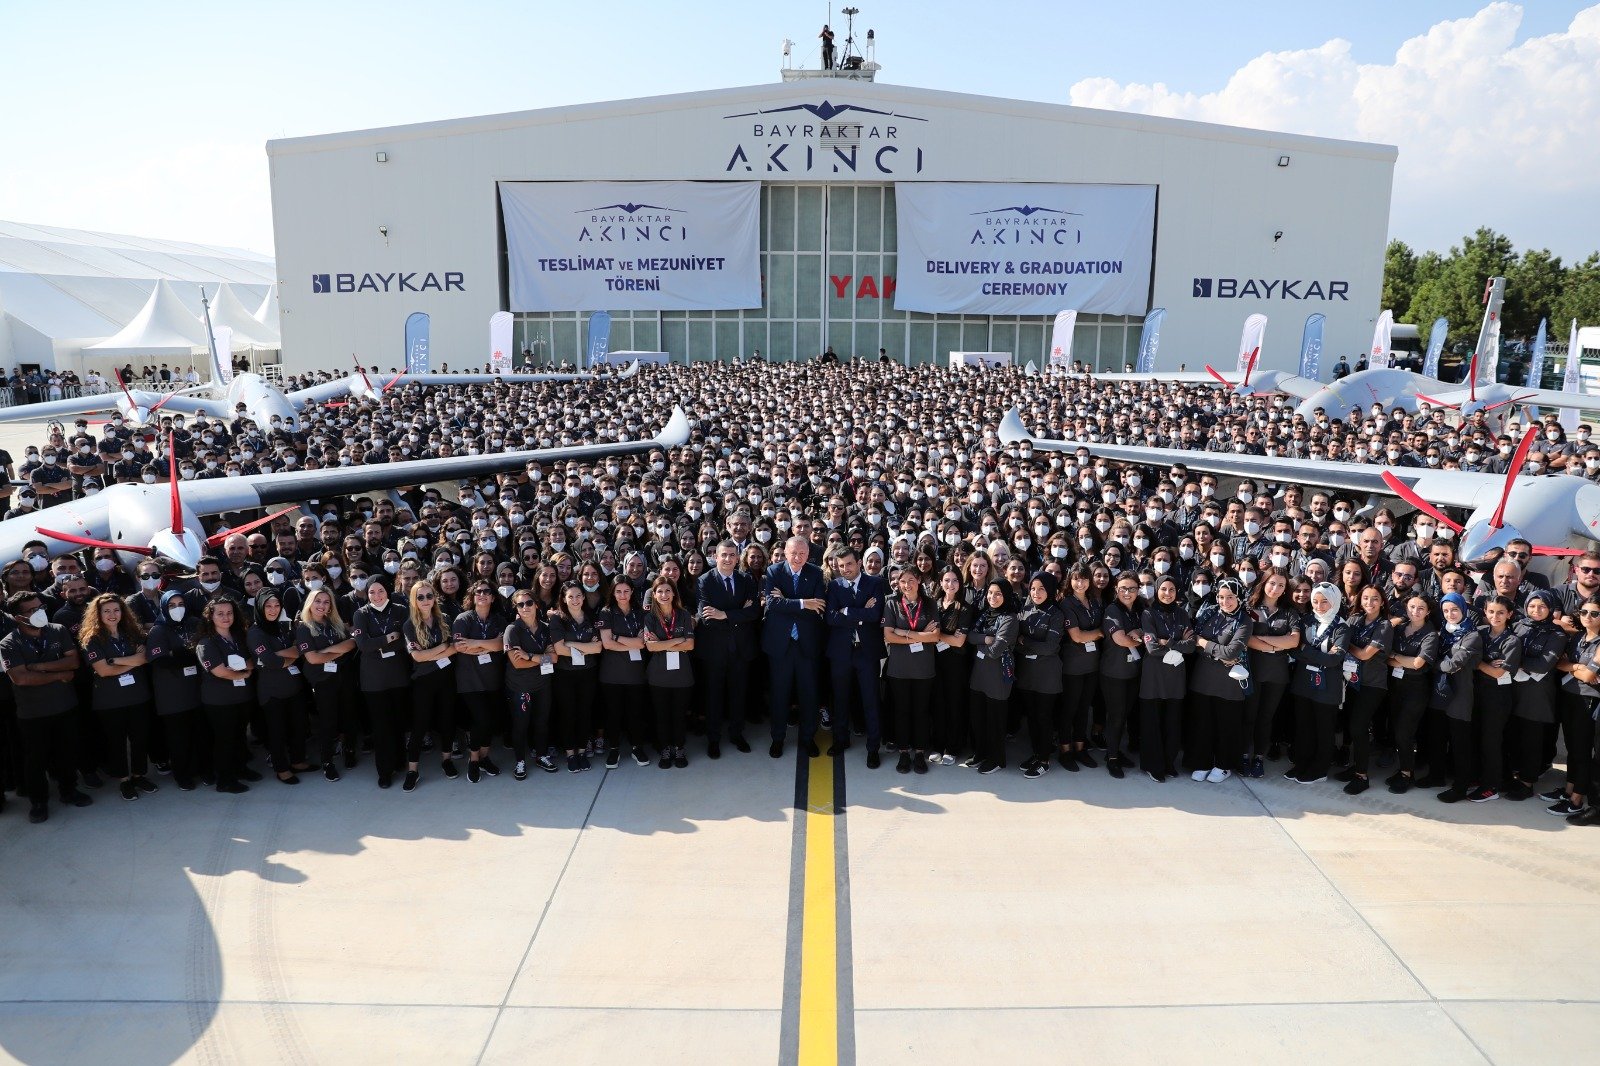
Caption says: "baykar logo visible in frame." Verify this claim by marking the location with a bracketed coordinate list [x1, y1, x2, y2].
[1192, 276, 1349, 301]
[312, 273, 332, 294]
[313, 271, 464, 294]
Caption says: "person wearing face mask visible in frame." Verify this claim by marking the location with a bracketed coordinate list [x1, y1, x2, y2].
[1056, 565, 1103, 771]
[295, 587, 360, 783]
[1, 591, 94, 823]
[351, 577, 412, 786]
[1502, 589, 1564, 802]
[194, 597, 259, 794]
[1012, 572, 1064, 779]
[247, 590, 311, 785]
[1413, 592, 1483, 799]
[1335, 584, 1395, 796]
[1137, 575, 1194, 782]
[1551, 596, 1600, 823]
[1186, 579, 1253, 783]
[964, 580, 1018, 775]
[1097, 574, 1146, 778]
[1242, 568, 1301, 776]
[1456, 594, 1522, 803]
[1285, 584, 1352, 784]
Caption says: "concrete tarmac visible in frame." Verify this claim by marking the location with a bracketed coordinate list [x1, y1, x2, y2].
[1, 741, 1598, 1066]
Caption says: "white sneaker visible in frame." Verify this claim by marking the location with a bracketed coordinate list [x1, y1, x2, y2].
[941, 754, 955, 766]
[1191, 769, 1208, 781]
[1206, 767, 1231, 783]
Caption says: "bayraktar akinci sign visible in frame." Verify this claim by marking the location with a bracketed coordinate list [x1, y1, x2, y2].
[499, 181, 762, 312]
[893, 183, 1156, 317]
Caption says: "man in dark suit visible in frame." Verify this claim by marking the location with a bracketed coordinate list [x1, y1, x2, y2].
[762, 535, 827, 758]
[824, 547, 886, 766]
[696, 540, 757, 757]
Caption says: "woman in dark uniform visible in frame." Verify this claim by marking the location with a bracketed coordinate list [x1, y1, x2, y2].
[1014, 572, 1064, 780]
[1138, 575, 1193, 782]
[1551, 596, 1600, 819]
[1384, 593, 1440, 793]
[1243, 567, 1299, 777]
[1187, 578, 1253, 783]
[1463, 595, 1522, 802]
[295, 587, 359, 783]
[1430, 592, 1483, 801]
[598, 578, 649, 767]
[966, 579, 1017, 775]
[351, 577, 411, 788]
[451, 580, 506, 781]
[643, 575, 695, 769]
[1336, 584, 1394, 795]
[145, 591, 204, 790]
[247, 589, 309, 784]
[194, 598, 256, 794]
[1286, 583, 1350, 784]
[1099, 574, 1144, 777]
[928, 567, 972, 766]
[505, 591, 558, 779]
[1505, 590, 1564, 801]
[550, 581, 603, 773]
[882, 566, 940, 775]
[79, 593, 156, 801]
[403, 580, 458, 791]
[1057, 564, 1102, 771]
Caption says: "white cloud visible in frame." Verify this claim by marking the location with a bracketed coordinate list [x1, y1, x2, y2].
[1069, 3, 1600, 258]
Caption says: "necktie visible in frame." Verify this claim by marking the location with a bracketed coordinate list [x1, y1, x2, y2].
[724, 574, 734, 597]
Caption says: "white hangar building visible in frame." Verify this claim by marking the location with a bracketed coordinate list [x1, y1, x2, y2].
[265, 73, 1395, 375]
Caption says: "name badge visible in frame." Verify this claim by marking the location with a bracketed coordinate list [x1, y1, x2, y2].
[935, 642, 949, 653]
[540, 661, 554, 675]
[324, 662, 339, 673]
[287, 665, 300, 675]
[666, 651, 681, 671]
[117, 673, 135, 687]
[629, 649, 642, 662]
[1496, 672, 1511, 686]
[909, 642, 924, 653]
[232, 678, 247, 687]
[477, 653, 493, 665]
[1084, 641, 1096, 652]
[437, 658, 451, 670]
[1391, 666, 1404, 679]
[183, 665, 199, 677]
[1127, 648, 1141, 662]
[380, 650, 395, 659]
[570, 649, 586, 667]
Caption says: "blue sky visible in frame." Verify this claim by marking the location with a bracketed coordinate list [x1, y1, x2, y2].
[2, 1, 1596, 259]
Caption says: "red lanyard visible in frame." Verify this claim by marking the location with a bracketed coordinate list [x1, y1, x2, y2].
[903, 597, 922, 632]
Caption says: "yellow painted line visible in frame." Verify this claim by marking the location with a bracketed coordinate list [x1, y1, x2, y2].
[797, 751, 838, 1065]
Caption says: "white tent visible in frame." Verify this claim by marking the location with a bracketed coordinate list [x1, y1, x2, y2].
[206, 283, 278, 348]
[86, 278, 208, 356]
[252, 287, 279, 335]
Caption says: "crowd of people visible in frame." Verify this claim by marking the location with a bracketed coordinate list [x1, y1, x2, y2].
[0, 359, 1596, 829]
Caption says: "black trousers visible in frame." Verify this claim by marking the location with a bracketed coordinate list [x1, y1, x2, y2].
[1099, 674, 1137, 759]
[1476, 681, 1513, 787]
[1187, 691, 1243, 772]
[310, 682, 349, 765]
[1345, 685, 1388, 773]
[95, 700, 151, 779]
[408, 670, 457, 762]
[162, 707, 205, 783]
[1512, 716, 1548, 784]
[973, 693, 1008, 766]
[1059, 672, 1096, 747]
[364, 687, 407, 779]
[887, 675, 934, 752]
[204, 700, 250, 788]
[1293, 697, 1339, 778]
[1449, 716, 1479, 786]
[1140, 697, 1183, 774]
[651, 685, 692, 749]
[768, 649, 820, 744]
[555, 668, 599, 751]
[701, 654, 749, 742]
[600, 682, 651, 750]
[459, 689, 501, 750]
[1562, 691, 1596, 798]
[1388, 674, 1430, 774]
[17, 711, 78, 805]
[1242, 679, 1288, 757]
[507, 687, 552, 762]
[1019, 687, 1056, 760]
[260, 695, 306, 772]
[931, 650, 969, 753]
[830, 653, 882, 748]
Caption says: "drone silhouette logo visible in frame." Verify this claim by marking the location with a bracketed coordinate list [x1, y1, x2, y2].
[576, 203, 684, 215]
[722, 100, 928, 122]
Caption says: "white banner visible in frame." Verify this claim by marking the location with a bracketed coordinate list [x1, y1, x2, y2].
[1237, 314, 1267, 374]
[596, 350, 671, 366]
[1370, 309, 1393, 367]
[1562, 318, 1583, 431]
[948, 351, 1011, 369]
[893, 183, 1155, 316]
[488, 311, 513, 373]
[501, 181, 762, 311]
[1049, 310, 1077, 367]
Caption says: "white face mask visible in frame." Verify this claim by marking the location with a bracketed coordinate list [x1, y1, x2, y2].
[1179, 546, 1194, 561]
[1210, 553, 1227, 568]
[267, 571, 286, 586]
[199, 579, 221, 593]
[166, 604, 186, 622]
[26, 608, 48, 627]
[1192, 583, 1211, 597]
[1154, 560, 1171, 574]
[140, 576, 161, 591]
[304, 578, 325, 592]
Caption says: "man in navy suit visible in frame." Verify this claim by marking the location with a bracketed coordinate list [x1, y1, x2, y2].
[762, 535, 827, 758]
[696, 540, 757, 757]
[824, 547, 886, 766]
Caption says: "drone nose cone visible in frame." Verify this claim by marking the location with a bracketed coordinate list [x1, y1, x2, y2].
[148, 529, 205, 569]
[1459, 521, 1520, 567]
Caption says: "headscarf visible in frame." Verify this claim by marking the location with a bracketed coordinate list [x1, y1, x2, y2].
[1153, 575, 1181, 613]
[1524, 588, 1560, 618]
[254, 589, 288, 636]
[1028, 570, 1059, 601]
[1439, 591, 1469, 619]
[1311, 582, 1343, 627]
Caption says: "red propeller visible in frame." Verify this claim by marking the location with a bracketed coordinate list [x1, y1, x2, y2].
[1466, 350, 1479, 404]
[1488, 427, 1538, 531]
[205, 505, 299, 548]
[167, 432, 183, 537]
[1480, 392, 1537, 414]
[34, 528, 153, 556]
[1379, 472, 1463, 533]
[1203, 346, 1258, 392]
[1414, 393, 1460, 411]
[353, 353, 375, 396]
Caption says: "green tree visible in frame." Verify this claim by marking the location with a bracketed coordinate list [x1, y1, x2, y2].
[1506, 247, 1565, 338]
[1382, 239, 1418, 319]
[1405, 228, 1518, 344]
[1553, 253, 1600, 330]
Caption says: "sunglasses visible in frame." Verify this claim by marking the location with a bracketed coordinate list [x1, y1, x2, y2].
[1581, 610, 1600, 618]
[1579, 567, 1600, 575]
[514, 600, 536, 608]
[473, 589, 495, 597]
[414, 593, 434, 601]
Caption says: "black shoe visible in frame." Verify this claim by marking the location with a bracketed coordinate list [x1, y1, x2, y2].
[216, 782, 248, 795]
[277, 773, 300, 786]
[1387, 773, 1412, 795]
[659, 750, 673, 769]
[238, 767, 263, 783]
[467, 761, 481, 783]
[829, 741, 850, 757]
[343, 750, 358, 770]
[631, 746, 649, 767]
[1538, 787, 1568, 803]
[866, 749, 881, 770]
[1567, 805, 1600, 825]
[29, 805, 47, 824]
[441, 759, 459, 779]
[1467, 785, 1499, 803]
[1438, 786, 1468, 804]
[731, 734, 751, 754]
[769, 740, 785, 759]
[896, 752, 912, 774]
[673, 749, 688, 769]
[1343, 776, 1369, 796]
[1502, 780, 1533, 801]
[176, 776, 196, 792]
[537, 755, 559, 773]
[59, 790, 93, 807]
[1146, 770, 1166, 783]
[804, 739, 820, 758]
[1108, 760, 1125, 780]
[913, 752, 928, 774]
[119, 780, 138, 801]
[707, 742, 721, 760]
[480, 757, 500, 778]
[977, 760, 999, 775]
[1546, 798, 1583, 816]
[132, 776, 159, 794]
[605, 748, 620, 769]
[323, 762, 340, 782]
[514, 760, 529, 781]
[153, 760, 172, 776]
[1057, 751, 1080, 772]
[79, 771, 103, 790]
[378, 774, 392, 789]
[1074, 750, 1097, 769]
[1413, 774, 1448, 789]
[1023, 761, 1047, 780]
[1334, 768, 1358, 783]
[201, 774, 216, 787]
[403, 771, 419, 792]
